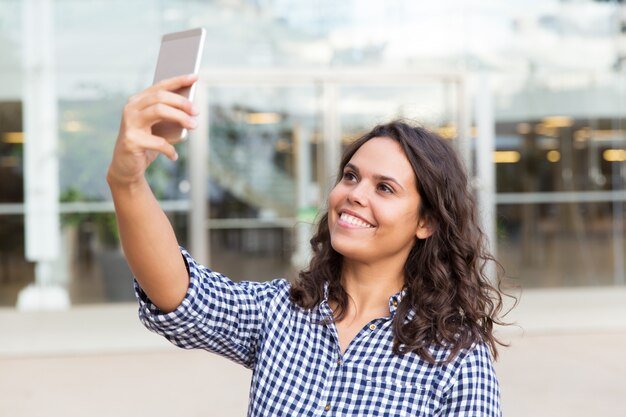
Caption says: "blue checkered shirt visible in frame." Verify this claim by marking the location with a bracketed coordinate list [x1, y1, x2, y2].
[136, 248, 501, 416]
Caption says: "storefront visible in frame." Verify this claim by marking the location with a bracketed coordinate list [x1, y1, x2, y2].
[1, 0, 625, 308]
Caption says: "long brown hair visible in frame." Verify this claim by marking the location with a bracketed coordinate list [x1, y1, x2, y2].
[289, 120, 509, 364]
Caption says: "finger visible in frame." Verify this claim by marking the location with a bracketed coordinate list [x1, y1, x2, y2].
[148, 73, 198, 95]
[131, 102, 198, 134]
[131, 133, 179, 161]
[149, 135, 179, 161]
[133, 89, 197, 116]
[126, 73, 198, 108]
[142, 103, 198, 129]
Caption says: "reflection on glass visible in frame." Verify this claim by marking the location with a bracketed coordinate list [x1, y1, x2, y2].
[0, 215, 34, 306]
[495, 118, 626, 193]
[0, 101, 23, 204]
[209, 228, 295, 282]
[497, 202, 621, 287]
[0, 100, 27, 307]
[58, 99, 189, 202]
[63, 212, 188, 305]
[205, 86, 321, 281]
[208, 119, 297, 219]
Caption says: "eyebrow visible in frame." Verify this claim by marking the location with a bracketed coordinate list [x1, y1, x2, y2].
[344, 163, 406, 191]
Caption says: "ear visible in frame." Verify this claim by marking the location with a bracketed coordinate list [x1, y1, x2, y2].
[415, 217, 435, 240]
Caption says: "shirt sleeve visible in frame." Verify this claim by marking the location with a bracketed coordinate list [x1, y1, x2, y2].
[134, 247, 289, 369]
[438, 342, 502, 417]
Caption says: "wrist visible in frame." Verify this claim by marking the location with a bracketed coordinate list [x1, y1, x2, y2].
[106, 166, 147, 191]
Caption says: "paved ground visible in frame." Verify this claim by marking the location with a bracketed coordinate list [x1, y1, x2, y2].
[2, 287, 626, 417]
[3, 332, 626, 417]
[496, 332, 626, 417]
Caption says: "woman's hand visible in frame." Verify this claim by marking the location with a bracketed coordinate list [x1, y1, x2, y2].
[107, 73, 199, 186]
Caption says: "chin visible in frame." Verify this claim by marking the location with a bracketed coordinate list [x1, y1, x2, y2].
[330, 238, 369, 262]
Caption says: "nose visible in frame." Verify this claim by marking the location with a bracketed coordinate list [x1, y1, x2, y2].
[347, 182, 368, 206]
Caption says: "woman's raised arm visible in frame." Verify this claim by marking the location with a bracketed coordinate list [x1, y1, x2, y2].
[106, 74, 199, 312]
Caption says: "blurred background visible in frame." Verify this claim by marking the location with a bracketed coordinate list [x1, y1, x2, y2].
[1, 0, 626, 416]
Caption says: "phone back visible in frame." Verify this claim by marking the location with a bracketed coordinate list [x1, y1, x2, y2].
[152, 28, 205, 141]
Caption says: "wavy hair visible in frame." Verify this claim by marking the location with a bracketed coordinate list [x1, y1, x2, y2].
[289, 120, 509, 364]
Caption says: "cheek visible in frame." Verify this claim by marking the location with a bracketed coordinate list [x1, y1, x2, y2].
[404, 208, 420, 224]
[327, 185, 343, 210]
[327, 187, 341, 225]
[381, 205, 420, 233]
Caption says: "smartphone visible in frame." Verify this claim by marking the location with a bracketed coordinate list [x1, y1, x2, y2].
[152, 27, 206, 141]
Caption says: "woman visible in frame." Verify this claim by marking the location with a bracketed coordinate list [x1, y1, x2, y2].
[108, 74, 506, 416]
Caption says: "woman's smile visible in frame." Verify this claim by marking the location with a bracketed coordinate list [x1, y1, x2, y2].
[337, 210, 375, 229]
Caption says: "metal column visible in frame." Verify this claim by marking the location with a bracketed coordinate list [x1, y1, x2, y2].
[18, 0, 68, 310]
[475, 73, 497, 280]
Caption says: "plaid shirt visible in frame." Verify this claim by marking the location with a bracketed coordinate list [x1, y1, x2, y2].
[136, 248, 501, 416]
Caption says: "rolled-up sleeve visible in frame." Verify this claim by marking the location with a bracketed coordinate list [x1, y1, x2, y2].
[135, 247, 289, 369]
[438, 343, 501, 416]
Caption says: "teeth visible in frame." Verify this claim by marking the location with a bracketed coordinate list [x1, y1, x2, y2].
[340, 213, 373, 228]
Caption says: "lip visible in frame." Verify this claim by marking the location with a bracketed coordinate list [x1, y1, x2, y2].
[337, 209, 375, 228]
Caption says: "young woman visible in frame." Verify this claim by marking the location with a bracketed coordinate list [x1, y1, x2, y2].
[108, 74, 506, 416]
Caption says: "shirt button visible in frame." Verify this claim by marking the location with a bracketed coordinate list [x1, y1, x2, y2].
[393, 300, 398, 307]
[369, 324, 377, 330]
[324, 404, 331, 411]
[337, 359, 341, 366]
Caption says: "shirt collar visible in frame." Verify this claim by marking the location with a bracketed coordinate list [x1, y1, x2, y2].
[309, 282, 330, 323]
[310, 282, 407, 322]
[388, 288, 406, 314]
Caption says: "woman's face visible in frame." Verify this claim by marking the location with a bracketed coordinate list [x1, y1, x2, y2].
[327, 136, 431, 265]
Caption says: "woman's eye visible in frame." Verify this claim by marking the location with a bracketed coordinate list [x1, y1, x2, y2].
[343, 172, 357, 182]
[378, 183, 393, 193]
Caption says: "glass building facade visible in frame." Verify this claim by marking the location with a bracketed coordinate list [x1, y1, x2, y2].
[0, 0, 625, 308]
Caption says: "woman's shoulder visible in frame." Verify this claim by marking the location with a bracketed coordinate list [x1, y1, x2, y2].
[426, 338, 495, 371]
[180, 247, 295, 307]
[237, 277, 292, 300]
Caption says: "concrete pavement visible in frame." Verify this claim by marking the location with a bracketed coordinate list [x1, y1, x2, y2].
[2, 287, 626, 417]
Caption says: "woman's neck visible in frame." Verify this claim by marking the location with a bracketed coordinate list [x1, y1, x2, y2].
[338, 259, 405, 320]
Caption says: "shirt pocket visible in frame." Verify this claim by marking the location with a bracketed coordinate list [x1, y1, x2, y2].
[361, 375, 438, 416]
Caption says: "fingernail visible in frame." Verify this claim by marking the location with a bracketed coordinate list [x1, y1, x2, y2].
[173, 152, 179, 161]
[191, 104, 199, 115]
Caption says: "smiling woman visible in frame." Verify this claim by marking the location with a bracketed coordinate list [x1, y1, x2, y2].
[109, 74, 507, 416]
[291, 122, 507, 365]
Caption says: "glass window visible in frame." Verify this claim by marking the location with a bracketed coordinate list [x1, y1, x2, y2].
[2, 0, 626, 308]
[497, 201, 623, 287]
[492, 72, 626, 287]
[205, 85, 322, 281]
